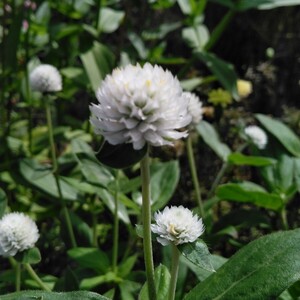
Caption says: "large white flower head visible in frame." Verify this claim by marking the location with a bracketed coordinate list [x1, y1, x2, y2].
[0, 212, 39, 257]
[244, 125, 268, 149]
[151, 206, 204, 246]
[90, 63, 192, 150]
[184, 91, 203, 126]
[30, 64, 62, 92]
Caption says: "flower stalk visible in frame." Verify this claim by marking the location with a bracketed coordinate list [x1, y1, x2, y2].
[16, 262, 21, 292]
[112, 171, 120, 273]
[186, 135, 205, 218]
[140, 149, 157, 300]
[168, 244, 180, 300]
[45, 98, 77, 248]
[24, 263, 51, 291]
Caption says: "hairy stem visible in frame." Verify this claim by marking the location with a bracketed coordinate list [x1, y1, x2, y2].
[168, 244, 180, 300]
[45, 99, 77, 248]
[140, 149, 157, 300]
[186, 135, 204, 217]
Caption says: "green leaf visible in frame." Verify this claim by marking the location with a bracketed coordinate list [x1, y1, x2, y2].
[0, 188, 7, 217]
[216, 181, 283, 210]
[184, 229, 300, 300]
[14, 247, 41, 265]
[228, 152, 276, 166]
[98, 8, 125, 33]
[151, 161, 180, 211]
[97, 142, 147, 169]
[178, 240, 215, 272]
[118, 255, 138, 278]
[2, 291, 110, 300]
[182, 25, 209, 50]
[196, 120, 231, 161]
[19, 158, 81, 201]
[195, 52, 239, 100]
[139, 264, 171, 300]
[259, 0, 300, 9]
[295, 158, 300, 193]
[80, 272, 121, 290]
[80, 41, 115, 93]
[256, 113, 300, 157]
[68, 247, 110, 274]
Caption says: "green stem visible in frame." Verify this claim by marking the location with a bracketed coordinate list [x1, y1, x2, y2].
[168, 244, 180, 300]
[45, 99, 77, 248]
[112, 171, 120, 273]
[16, 262, 21, 292]
[186, 135, 204, 218]
[92, 200, 98, 247]
[280, 208, 289, 230]
[204, 9, 236, 51]
[140, 149, 157, 300]
[207, 161, 228, 199]
[24, 263, 51, 292]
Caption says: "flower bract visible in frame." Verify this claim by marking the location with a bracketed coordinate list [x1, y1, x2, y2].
[90, 63, 191, 150]
[30, 64, 62, 92]
[244, 125, 268, 149]
[0, 212, 39, 257]
[184, 91, 203, 126]
[151, 206, 204, 246]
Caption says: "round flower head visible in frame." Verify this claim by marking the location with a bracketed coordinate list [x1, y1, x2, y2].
[244, 125, 268, 149]
[237, 79, 252, 99]
[151, 206, 204, 246]
[90, 63, 192, 150]
[0, 212, 39, 257]
[30, 64, 62, 92]
[184, 92, 203, 126]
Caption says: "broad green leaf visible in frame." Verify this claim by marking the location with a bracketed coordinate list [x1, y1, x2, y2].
[183, 254, 228, 282]
[180, 77, 203, 91]
[61, 67, 89, 86]
[228, 152, 276, 166]
[184, 229, 300, 300]
[0, 188, 7, 217]
[81, 41, 115, 93]
[118, 255, 138, 278]
[256, 113, 300, 157]
[120, 280, 142, 300]
[95, 187, 130, 224]
[217, 181, 283, 210]
[196, 52, 239, 100]
[98, 8, 125, 33]
[68, 247, 110, 274]
[182, 25, 209, 50]
[139, 264, 171, 300]
[2, 291, 109, 300]
[19, 158, 81, 201]
[208, 0, 273, 10]
[151, 161, 180, 211]
[178, 240, 215, 272]
[97, 142, 147, 169]
[196, 121, 231, 161]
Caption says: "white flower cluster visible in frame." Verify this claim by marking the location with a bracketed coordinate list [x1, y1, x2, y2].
[184, 92, 203, 126]
[30, 64, 62, 92]
[151, 206, 204, 246]
[244, 125, 268, 149]
[0, 212, 39, 257]
[90, 63, 192, 150]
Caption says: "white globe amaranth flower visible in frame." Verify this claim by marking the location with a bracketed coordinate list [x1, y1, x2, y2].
[244, 125, 268, 149]
[151, 206, 205, 246]
[90, 63, 192, 150]
[30, 64, 62, 92]
[0, 212, 39, 257]
[184, 91, 203, 126]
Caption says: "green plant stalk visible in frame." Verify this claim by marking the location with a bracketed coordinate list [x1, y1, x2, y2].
[280, 208, 289, 230]
[112, 171, 120, 273]
[140, 149, 157, 300]
[24, 263, 51, 292]
[207, 161, 229, 199]
[45, 99, 77, 248]
[168, 244, 180, 300]
[204, 9, 236, 51]
[16, 262, 21, 292]
[186, 135, 205, 218]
